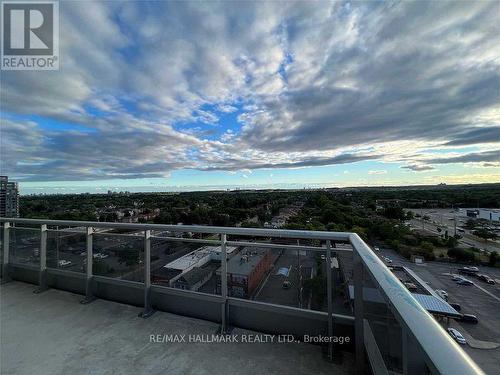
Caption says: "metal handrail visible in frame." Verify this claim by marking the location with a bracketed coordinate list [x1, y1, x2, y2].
[0, 217, 350, 241]
[350, 233, 484, 375]
[0, 218, 484, 374]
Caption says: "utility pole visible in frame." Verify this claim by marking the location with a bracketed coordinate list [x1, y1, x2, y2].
[454, 215, 457, 237]
[421, 207, 424, 230]
[56, 225, 60, 265]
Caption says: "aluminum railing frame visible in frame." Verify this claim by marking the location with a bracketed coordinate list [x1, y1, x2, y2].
[0, 218, 484, 375]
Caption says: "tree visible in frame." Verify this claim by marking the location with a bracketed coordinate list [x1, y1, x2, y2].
[445, 236, 458, 248]
[447, 248, 476, 262]
[473, 228, 497, 242]
[464, 219, 476, 230]
[405, 211, 414, 220]
[383, 206, 405, 221]
[421, 241, 434, 252]
[489, 252, 498, 267]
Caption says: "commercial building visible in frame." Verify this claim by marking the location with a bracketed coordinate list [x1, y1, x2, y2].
[466, 209, 500, 222]
[0, 176, 19, 218]
[172, 262, 219, 291]
[478, 209, 500, 222]
[153, 245, 237, 288]
[217, 247, 273, 298]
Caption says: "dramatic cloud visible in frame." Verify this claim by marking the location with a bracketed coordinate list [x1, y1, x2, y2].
[424, 150, 500, 165]
[445, 127, 500, 146]
[1, 0, 499, 182]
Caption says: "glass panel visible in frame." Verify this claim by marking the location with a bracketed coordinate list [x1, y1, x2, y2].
[251, 245, 320, 308]
[47, 230, 86, 272]
[150, 236, 221, 296]
[92, 233, 143, 282]
[224, 237, 335, 313]
[360, 260, 403, 372]
[9, 227, 40, 265]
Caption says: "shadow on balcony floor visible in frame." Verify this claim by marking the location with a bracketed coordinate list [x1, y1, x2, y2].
[0, 282, 353, 375]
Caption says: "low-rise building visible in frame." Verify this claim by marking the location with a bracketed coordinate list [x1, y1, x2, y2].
[153, 245, 237, 288]
[172, 262, 219, 291]
[478, 209, 500, 222]
[216, 247, 273, 298]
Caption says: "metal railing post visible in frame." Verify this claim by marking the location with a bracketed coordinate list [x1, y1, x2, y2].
[353, 248, 365, 374]
[220, 233, 228, 333]
[34, 224, 48, 294]
[80, 227, 96, 304]
[326, 240, 334, 360]
[1, 222, 11, 283]
[139, 229, 155, 318]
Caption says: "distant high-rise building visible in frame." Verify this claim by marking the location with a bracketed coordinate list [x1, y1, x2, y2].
[0, 176, 19, 218]
[0, 176, 7, 217]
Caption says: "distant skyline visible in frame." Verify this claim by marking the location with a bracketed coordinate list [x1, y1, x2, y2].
[1, 1, 499, 194]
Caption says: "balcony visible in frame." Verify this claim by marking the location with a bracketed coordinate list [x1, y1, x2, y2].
[0, 218, 484, 374]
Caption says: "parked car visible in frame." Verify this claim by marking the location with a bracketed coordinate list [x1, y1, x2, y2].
[58, 260, 72, 267]
[459, 267, 478, 276]
[466, 266, 479, 272]
[477, 274, 495, 284]
[435, 289, 448, 301]
[447, 328, 466, 345]
[451, 275, 462, 281]
[456, 278, 473, 286]
[383, 257, 393, 264]
[93, 252, 109, 259]
[449, 303, 461, 311]
[459, 314, 479, 324]
[374, 247, 380, 252]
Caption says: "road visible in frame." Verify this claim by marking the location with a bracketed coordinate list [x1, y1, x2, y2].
[407, 208, 500, 252]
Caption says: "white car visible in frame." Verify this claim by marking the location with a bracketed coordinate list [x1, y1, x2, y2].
[447, 328, 466, 345]
[435, 289, 448, 301]
[384, 257, 393, 264]
[93, 253, 109, 259]
[58, 260, 72, 267]
[374, 247, 380, 252]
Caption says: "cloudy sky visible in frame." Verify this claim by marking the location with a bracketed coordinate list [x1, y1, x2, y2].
[1, 0, 499, 194]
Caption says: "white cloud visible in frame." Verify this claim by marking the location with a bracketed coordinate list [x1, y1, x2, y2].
[1, 1, 499, 182]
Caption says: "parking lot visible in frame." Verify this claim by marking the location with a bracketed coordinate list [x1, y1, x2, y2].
[376, 246, 500, 374]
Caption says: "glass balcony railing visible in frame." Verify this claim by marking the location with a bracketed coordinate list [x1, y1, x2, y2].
[0, 218, 484, 375]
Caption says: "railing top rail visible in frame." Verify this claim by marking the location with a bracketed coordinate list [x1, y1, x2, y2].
[0, 217, 350, 241]
[350, 233, 484, 375]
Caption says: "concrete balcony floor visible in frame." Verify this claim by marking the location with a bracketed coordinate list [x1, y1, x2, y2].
[1, 282, 353, 375]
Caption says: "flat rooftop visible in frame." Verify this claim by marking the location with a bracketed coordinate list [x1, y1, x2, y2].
[225, 248, 269, 276]
[0, 282, 353, 375]
[165, 245, 237, 271]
